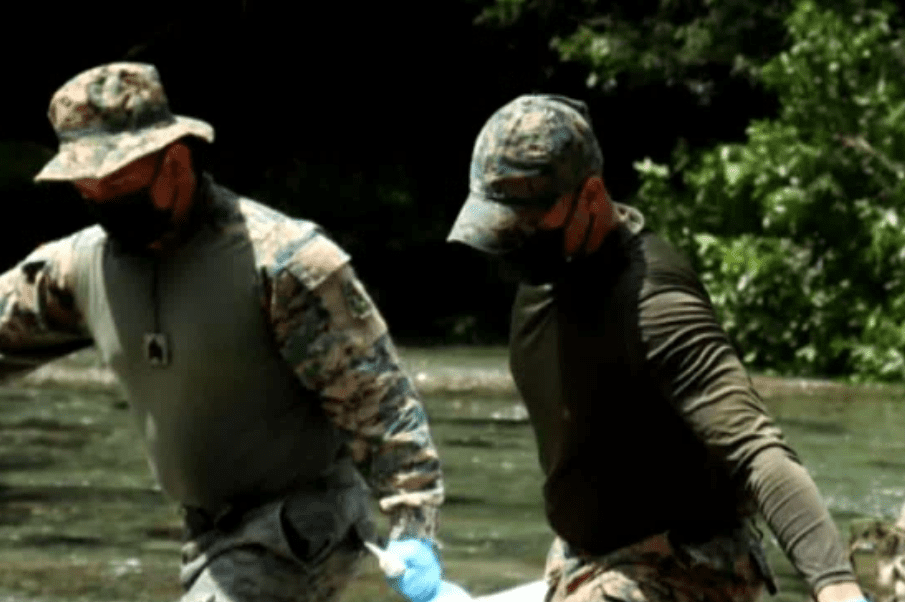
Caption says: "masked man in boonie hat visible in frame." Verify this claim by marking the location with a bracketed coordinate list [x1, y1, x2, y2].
[0, 62, 457, 602]
[447, 94, 869, 602]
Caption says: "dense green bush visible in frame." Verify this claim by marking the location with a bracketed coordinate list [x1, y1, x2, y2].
[635, 0, 905, 380]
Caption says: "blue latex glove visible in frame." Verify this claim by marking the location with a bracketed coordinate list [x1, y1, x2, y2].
[385, 539, 472, 602]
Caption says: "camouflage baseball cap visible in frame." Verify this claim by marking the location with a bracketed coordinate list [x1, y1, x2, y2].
[34, 62, 214, 182]
[447, 94, 603, 254]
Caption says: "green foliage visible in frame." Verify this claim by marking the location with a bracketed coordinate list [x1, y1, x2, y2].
[478, 0, 793, 99]
[635, 0, 905, 380]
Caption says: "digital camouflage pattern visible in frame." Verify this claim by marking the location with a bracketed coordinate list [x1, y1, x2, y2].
[35, 62, 214, 182]
[849, 514, 905, 602]
[447, 94, 604, 254]
[543, 528, 766, 602]
[0, 172, 442, 542]
[0, 234, 92, 381]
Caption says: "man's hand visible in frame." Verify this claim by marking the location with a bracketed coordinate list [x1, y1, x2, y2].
[384, 539, 472, 602]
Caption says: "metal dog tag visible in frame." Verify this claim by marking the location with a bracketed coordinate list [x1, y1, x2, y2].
[144, 333, 170, 367]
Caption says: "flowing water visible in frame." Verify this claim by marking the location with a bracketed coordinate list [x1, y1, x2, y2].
[0, 348, 902, 602]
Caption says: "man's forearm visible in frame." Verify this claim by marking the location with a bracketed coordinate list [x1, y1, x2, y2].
[748, 447, 858, 591]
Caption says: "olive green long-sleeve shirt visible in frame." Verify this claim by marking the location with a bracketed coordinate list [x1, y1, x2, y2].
[509, 206, 855, 593]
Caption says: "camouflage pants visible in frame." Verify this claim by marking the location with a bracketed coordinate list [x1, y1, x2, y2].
[543, 525, 770, 602]
[179, 485, 374, 602]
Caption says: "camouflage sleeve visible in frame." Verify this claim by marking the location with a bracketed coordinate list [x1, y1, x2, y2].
[265, 234, 444, 541]
[0, 240, 93, 381]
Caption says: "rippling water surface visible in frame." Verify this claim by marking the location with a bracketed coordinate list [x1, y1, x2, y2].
[0, 348, 902, 601]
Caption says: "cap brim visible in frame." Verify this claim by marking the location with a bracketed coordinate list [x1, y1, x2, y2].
[447, 193, 539, 255]
[34, 115, 214, 182]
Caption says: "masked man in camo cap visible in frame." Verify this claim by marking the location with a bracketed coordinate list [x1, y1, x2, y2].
[447, 94, 869, 602]
[0, 62, 460, 602]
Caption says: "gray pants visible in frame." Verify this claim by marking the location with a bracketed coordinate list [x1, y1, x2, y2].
[179, 485, 374, 602]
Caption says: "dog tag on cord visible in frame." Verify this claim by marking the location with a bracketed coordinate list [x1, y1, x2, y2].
[144, 333, 170, 367]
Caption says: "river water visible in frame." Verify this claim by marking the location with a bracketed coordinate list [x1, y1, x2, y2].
[0, 347, 902, 601]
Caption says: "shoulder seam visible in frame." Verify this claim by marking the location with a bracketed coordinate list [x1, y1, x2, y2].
[240, 202, 350, 292]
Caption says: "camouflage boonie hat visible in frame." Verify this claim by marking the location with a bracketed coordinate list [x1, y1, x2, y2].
[34, 62, 214, 182]
[447, 94, 603, 254]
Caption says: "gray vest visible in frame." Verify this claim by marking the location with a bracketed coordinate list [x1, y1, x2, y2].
[71, 207, 349, 511]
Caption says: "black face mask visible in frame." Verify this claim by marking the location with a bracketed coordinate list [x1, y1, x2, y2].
[495, 229, 569, 285]
[84, 158, 174, 254]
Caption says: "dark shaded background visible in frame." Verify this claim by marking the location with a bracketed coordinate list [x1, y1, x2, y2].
[1, 0, 778, 344]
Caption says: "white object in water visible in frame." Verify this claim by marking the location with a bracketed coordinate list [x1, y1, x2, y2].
[474, 579, 547, 602]
[364, 541, 407, 578]
[365, 541, 546, 602]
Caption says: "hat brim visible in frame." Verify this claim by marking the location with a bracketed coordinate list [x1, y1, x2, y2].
[34, 115, 214, 182]
[446, 193, 543, 255]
